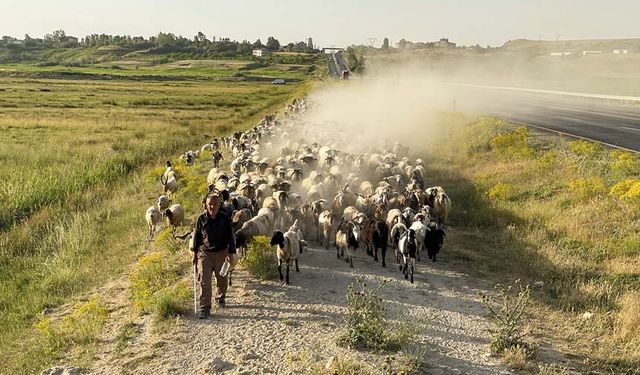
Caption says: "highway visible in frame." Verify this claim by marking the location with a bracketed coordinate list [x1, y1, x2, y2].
[326, 52, 351, 79]
[447, 85, 640, 152]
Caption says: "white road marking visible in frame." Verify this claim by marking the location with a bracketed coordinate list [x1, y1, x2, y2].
[621, 126, 640, 132]
[500, 117, 640, 154]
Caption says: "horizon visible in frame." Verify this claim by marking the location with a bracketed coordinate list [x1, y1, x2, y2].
[1, 0, 639, 48]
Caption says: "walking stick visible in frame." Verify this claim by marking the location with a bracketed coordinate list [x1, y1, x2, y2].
[193, 264, 198, 314]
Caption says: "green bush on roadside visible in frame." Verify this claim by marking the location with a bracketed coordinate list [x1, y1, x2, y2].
[336, 277, 415, 351]
[239, 235, 279, 280]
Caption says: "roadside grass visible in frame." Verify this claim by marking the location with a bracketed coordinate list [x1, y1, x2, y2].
[0, 63, 312, 374]
[424, 114, 640, 371]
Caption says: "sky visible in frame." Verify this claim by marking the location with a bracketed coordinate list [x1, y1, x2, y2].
[1, 0, 638, 48]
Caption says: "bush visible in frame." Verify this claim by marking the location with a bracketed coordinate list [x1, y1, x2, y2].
[609, 179, 639, 200]
[336, 277, 414, 351]
[490, 127, 534, 159]
[239, 235, 279, 280]
[610, 150, 640, 177]
[461, 118, 509, 156]
[152, 282, 191, 321]
[534, 150, 559, 172]
[129, 252, 177, 312]
[567, 177, 607, 199]
[487, 183, 517, 201]
[568, 140, 604, 157]
[480, 280, 531, 354]
[33, 296, 109, 355]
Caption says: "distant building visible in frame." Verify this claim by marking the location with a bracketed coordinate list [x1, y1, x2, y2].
[613, 49, 629, 54]
[64, 36, 79, 45]
[550, 52, 572, 57]
[322, 47, 344, 54]
[433, 38, 456, 48]
[252, 49, 270, 57]
[582, 50, 603, 55]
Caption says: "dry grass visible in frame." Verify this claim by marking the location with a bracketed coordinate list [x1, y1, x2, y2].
[425, 115, 640, 371]
[501, 346, 532, 370]
[0, 62, 313, 374]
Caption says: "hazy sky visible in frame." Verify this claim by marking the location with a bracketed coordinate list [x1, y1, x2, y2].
[1, 0, 638, 47]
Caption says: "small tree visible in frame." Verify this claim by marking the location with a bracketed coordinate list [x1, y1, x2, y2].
[307, 37, 313, 51]
[266, 36, 280, 51]
[397, 38, 407, 50]
[382, 37, 390, 49]
[252, 39, 263, 49]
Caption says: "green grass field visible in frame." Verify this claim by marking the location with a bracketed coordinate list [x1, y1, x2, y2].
[0, 58, 316, 374]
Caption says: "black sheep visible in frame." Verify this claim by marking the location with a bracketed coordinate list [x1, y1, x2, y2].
[372, 220, 389, 267]
[425, 227, 446, 262]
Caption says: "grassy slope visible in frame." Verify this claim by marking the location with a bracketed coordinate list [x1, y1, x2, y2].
[422, 115, 640, 372]
[0, 59, 318, 374]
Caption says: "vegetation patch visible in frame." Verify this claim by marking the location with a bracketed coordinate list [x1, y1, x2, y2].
[239, 235, 279, 280]
[480, 280, 531, 355]
[33, 296, 108, 358]
[428, 115, 640, 370]
[336, 277, 415, 351]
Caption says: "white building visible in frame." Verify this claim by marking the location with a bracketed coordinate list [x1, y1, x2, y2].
[550, 52, 572, 57]
[613, 49, 629, 54]
[582, 50, 603, 55]
[252, 49, 269, 57]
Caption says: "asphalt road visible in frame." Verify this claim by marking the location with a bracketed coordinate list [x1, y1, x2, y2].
[326, 52, 351, 79]
[448, 85, 640, 152]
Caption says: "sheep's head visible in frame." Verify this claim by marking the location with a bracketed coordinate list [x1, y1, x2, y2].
[270, 230, 285, 248]
[163, 209, 173, 221]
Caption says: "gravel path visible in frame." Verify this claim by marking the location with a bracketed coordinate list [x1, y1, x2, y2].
[90, 228, 512, 375]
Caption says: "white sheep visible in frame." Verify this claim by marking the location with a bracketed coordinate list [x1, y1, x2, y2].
[269, 228, 301, 282]
[145, 206, 162, 240]
[163, 204, 185, 234]
[160, 173, 178, 196]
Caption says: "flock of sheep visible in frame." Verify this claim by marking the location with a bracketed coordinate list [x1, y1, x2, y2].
[145, 96, 451, 284]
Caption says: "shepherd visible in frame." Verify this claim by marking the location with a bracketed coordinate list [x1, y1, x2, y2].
[190, 193, 237, 319]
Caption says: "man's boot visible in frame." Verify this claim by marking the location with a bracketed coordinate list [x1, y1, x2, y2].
[216, 296, 226, 308]
[199, 308, 211, 319]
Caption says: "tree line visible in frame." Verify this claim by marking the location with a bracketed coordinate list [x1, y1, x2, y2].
[0, 30, 317, 55]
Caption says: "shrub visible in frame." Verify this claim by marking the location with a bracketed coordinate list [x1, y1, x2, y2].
[567, 177, 607, 199]
[480, 280, 531, 354]
[490, 127, 534, 159]
[534, 150, 559, 172]
[152, 282, 191, 321]
[609, 179, 639, 200]
[336, 277, 414, 351]
[33, 296, 109, 356]
[610, 150, 640, 177]
[568, 140, 604, 157]
[487, 183, 517, 201]
[459, 118, 510, 156]
[129, 252, 177, 312]
[239, 235, 279, 280]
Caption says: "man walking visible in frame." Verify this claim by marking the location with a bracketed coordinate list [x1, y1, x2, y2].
[191, 193, 236, 319]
